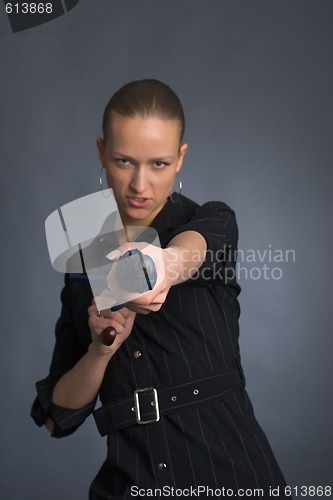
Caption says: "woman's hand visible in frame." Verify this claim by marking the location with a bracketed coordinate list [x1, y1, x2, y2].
[88, 301, 136, 354]
[103, 230, 206, 315]
[123, 272, 170, 314]
[106, 242, 172, 315]
[52, 303, 136, 412]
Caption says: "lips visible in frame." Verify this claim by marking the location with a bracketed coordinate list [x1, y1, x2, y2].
[126, 196, 151, 208]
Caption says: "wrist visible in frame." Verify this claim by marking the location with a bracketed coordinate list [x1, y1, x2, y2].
[88, 340, 115, 364]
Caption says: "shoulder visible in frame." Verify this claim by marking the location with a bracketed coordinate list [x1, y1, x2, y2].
[166, 195, 238, 246]
[177, 195, 237, 226]
[151, 195, 238, 248]
[193, 200, 235, 218]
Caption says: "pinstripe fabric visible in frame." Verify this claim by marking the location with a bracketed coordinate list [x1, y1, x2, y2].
[31, 195, 289, 499]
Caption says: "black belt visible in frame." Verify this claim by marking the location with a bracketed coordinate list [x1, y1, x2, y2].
[93, 371, 244, 436]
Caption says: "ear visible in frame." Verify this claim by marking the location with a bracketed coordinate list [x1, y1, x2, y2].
[176, 143, 188, 172]
[96, 137, 105, 165]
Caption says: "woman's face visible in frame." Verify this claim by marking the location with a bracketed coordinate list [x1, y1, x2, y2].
[97, 113, 188, 227]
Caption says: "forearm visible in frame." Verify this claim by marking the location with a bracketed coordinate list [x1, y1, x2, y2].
[52, 306, 135, 410]
[52, 344, 112, 410]
[166, 230, 207, 286]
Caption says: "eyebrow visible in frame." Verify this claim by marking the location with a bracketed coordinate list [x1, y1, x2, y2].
[110, 152, 176, 162]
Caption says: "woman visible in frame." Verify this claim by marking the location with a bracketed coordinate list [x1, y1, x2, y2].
[32, 79, 289, 499]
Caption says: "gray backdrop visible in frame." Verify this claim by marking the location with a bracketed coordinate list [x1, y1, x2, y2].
[1, 1, 332, 498]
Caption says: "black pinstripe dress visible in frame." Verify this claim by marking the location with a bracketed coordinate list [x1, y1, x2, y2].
[32, 194, 289, 499]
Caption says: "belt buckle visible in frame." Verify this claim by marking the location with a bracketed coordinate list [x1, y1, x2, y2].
[134, 387, 160, 425]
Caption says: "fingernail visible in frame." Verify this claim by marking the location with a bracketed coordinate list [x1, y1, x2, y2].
[106, 249, 121, 261]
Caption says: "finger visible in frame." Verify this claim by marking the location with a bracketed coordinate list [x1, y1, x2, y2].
[118, 307, 130, 319]
[88, 304, 99, 317]
[101, 310, 136, 346]
[97, 308, 128, 326]
[125, 304, 156, 315]
[106, 249, 121, 261]
[88, 308, 120, 332]
[125, 293, 165, 312]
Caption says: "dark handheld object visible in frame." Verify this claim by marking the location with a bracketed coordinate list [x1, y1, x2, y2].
[111, 249, 157, 312]
[101, 327, 117, 346]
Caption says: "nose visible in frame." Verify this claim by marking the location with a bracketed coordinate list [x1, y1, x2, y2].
[129, 166, 148, 194]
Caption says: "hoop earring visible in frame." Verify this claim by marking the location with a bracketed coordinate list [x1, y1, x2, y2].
[170, 172, 183, 203]
[99, 166, 111, 198]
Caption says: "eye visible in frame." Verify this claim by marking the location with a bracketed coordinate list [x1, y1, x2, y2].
[153, 161, 168, 169]
[114, 158, 131, 167]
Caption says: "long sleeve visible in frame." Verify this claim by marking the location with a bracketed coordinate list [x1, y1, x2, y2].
[166, 201, 240, 291]
[31, 274, 96, 438]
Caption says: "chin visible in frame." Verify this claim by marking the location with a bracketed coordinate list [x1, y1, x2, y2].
[123, 210, 149, 224]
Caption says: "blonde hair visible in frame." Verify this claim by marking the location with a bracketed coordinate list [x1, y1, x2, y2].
[102, 79, 185, 142]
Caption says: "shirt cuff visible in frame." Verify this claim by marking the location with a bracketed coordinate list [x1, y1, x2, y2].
[31, 376, 96, 438]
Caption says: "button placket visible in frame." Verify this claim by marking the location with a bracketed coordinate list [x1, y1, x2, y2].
[145, 424, 173, 487]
